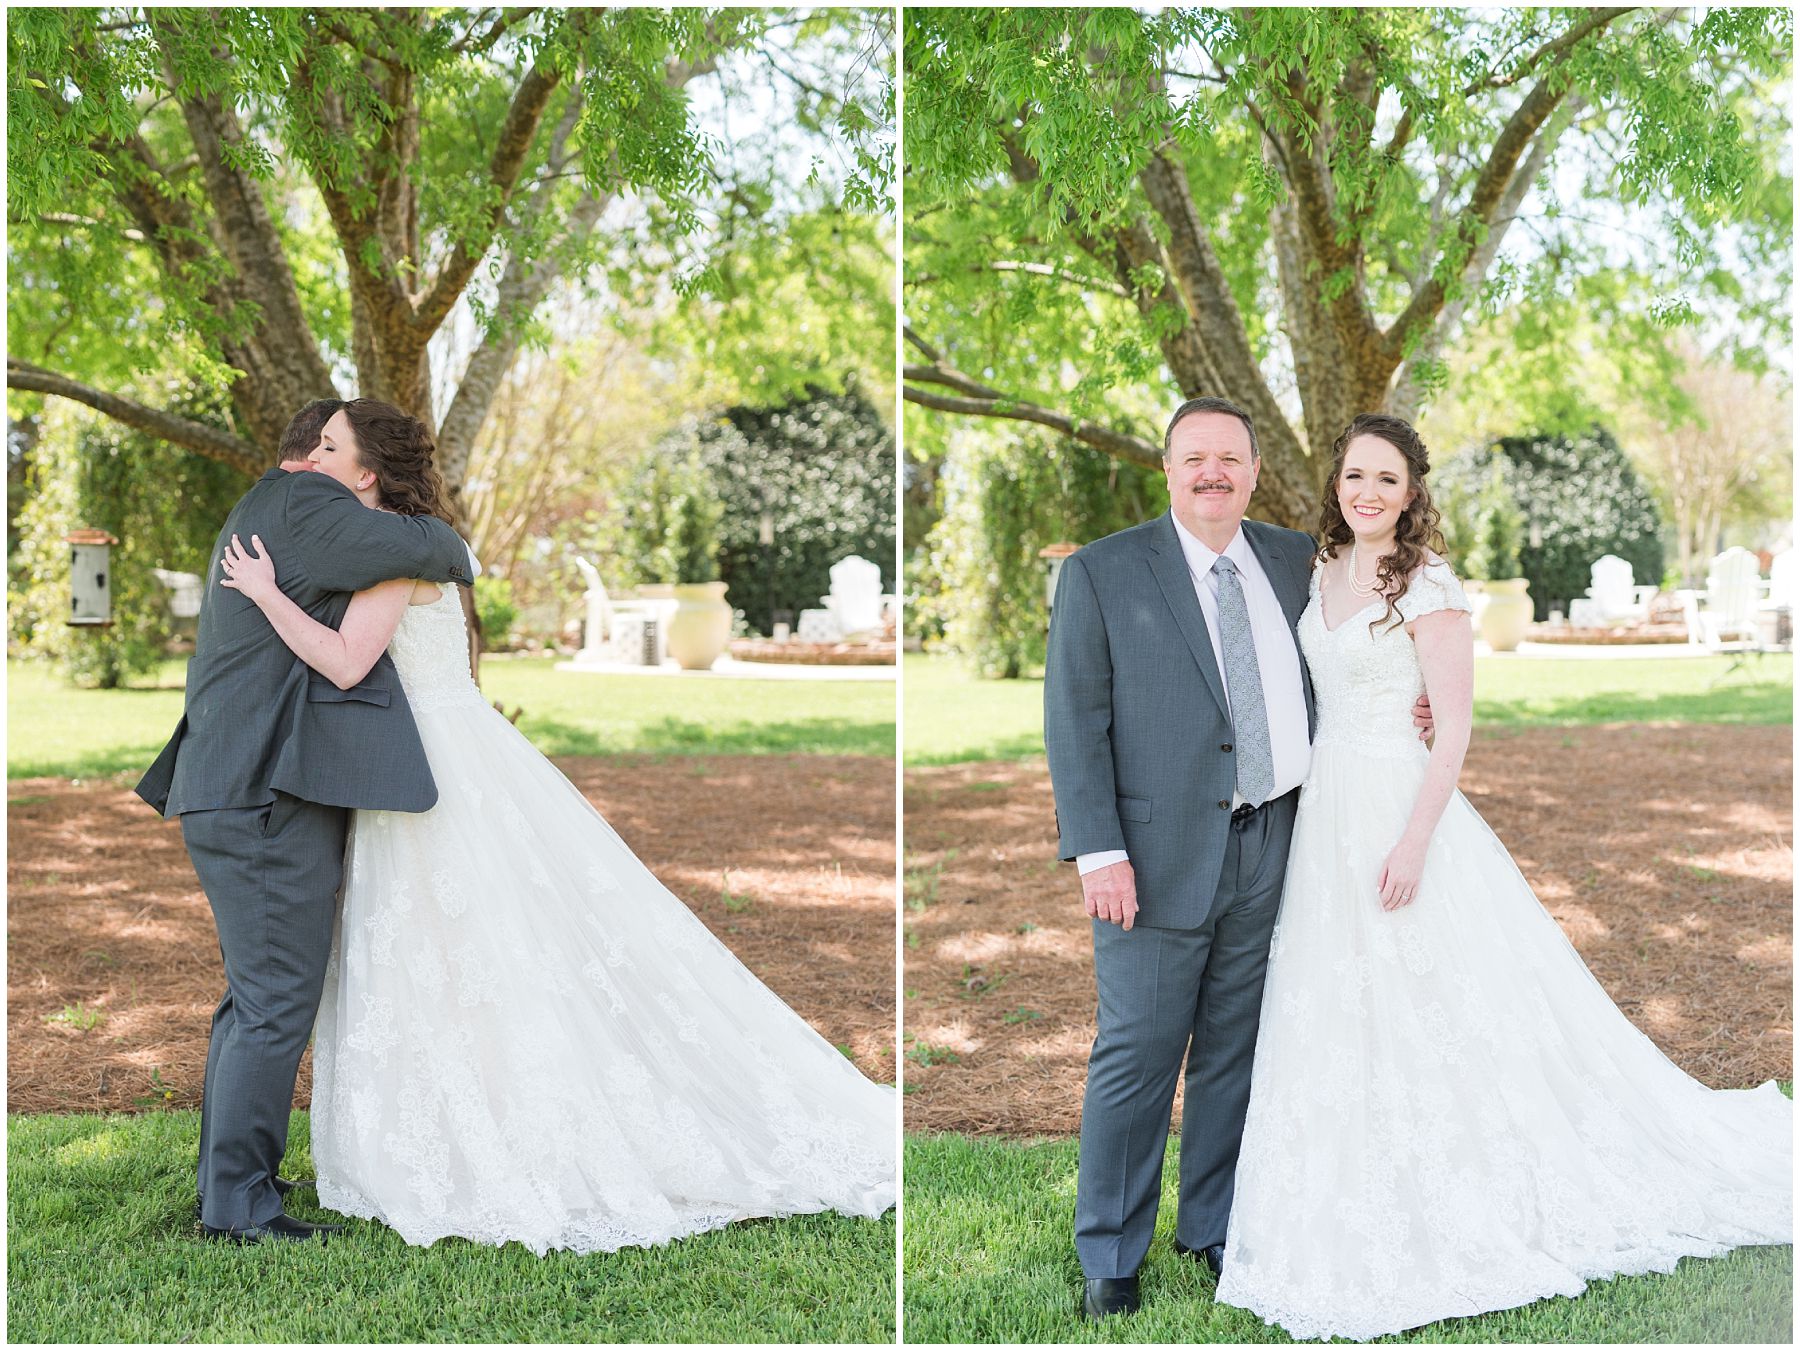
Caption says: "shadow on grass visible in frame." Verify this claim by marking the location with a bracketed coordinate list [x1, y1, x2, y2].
[10, 747, 169, 783]
[1474, 679, 1793, 727]
[906, 732, 1050, 768]
[10, 1111, 895, 1343]
[521, 714, 895, 759]
[10, 715, 896, 783]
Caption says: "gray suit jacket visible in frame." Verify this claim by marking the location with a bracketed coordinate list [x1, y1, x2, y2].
[136, 469, 472, 817]
[1044, 512, 1317, 929]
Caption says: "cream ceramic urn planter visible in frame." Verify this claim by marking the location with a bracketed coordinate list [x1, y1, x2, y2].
[669, 582, 731, 670]
[1477, 577, 1533, 652]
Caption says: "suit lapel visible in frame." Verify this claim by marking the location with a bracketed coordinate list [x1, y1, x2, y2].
[1147, 512, 1230, 721]
[1243, 519, 1311, 629]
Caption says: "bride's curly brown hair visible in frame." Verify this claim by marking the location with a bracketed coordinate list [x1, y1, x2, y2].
[1315, 412, 1446, 635]
[339, 398, 456, 526]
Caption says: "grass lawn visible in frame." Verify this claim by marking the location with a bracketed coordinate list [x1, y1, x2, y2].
[901, 1133, 1792, 1344]
[903, 652, 1794, 765]
[8, 1111, 895, 1343]
[7, 656, 896, 780]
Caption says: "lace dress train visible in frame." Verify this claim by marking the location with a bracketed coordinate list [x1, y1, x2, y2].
[310, 587, 895, 1255]
[1215, 561, 1791, 1342]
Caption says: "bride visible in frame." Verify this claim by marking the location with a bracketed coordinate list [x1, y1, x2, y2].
[1214, 413, 1791, 1341]
[218, 401, 895, 1255]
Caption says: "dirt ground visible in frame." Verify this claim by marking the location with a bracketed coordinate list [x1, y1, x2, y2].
[9, 754, 896, 1114]
[904, 726, 1792, 1135]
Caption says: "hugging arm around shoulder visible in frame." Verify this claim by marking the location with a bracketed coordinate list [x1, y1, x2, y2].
[246, 573, 416, 690]
[283, 473, 468, 593]
[1044, 552, 1127, 861]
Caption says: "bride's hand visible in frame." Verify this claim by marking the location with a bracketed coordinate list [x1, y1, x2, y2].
[219, 533, 279, 601]
[1377, 836, 1427, 911]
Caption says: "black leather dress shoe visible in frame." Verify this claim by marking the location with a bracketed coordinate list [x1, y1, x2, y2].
[202, 1213, 342, 1244]
[1082, 1276, 1140, 1320]
[1174, 1240, 1226, 1277]
[196, 1176, 306, 1221]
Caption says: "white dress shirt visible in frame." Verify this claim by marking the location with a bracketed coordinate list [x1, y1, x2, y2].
[1077, 519, 1312, 876]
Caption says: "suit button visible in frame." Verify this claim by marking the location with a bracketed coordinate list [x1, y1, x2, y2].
[1218, 800, 1230, 810]
[1221, 743, 1233, 752]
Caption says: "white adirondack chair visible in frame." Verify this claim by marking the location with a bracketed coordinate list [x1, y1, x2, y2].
[1681, 547, 1762, 652]
[1585, 554, 1656, 624]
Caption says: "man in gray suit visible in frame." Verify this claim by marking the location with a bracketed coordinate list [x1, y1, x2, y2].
[137, 398, 473, 1242]
[1046, 396, 1319, 1319]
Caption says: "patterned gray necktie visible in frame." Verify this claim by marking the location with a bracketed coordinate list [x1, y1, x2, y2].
[1213, 555, 1274, 805]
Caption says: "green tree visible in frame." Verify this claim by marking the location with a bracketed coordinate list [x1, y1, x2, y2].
[11, 399, 244, 686]
[8, 8, 893, 500]
[616, 447, 724, 588]
[1626, 348, 1794, 585]
[903, 7, 1791, 528]
[613, 386, 894, 633]
[1463, 460, 1524, 583]
[1440, 427, 1663, 618]
[920, 429, 1166, 677]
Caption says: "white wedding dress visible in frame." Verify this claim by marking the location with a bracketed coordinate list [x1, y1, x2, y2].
[310, 586, 895, 1254]
[1216, 560, 1791, 1342]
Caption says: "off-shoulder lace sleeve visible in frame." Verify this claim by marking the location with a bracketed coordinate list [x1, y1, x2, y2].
[1397, 558, 1472, 622]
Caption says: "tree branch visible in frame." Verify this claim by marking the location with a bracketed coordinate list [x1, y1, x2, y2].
[30, 212, 146, 243]
[901, 384, 1164, 468]
[1382, 8, 1633, 360]
[903, 324, 944, 365]
[411, 12, 593, 336]
[7, 360, 264, 476]
[453, 8, 543, 55]
[1389, 93, 1583, 418]
[1463, 6, 1638, 95]
[148, 13, 335, 411]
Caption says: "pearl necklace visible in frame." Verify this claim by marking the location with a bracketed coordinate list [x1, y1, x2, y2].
[1348, 540, 1386, 596]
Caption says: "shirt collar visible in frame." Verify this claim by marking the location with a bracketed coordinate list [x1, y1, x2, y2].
[1171, 512, 1251, 580]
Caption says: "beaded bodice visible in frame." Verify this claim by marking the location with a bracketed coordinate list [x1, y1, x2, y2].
[1298, 559, 1471, 759]
[387, 585, 487, 713]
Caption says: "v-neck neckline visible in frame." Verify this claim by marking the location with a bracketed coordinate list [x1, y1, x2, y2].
[1316, 558, 1386, 634]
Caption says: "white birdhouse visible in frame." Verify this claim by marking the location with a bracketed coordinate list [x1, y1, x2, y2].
[1040, 542, 1078, 612]
[66, 529, 119, 626]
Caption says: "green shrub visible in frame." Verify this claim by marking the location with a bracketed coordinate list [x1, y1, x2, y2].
[920, 431, 1167, 678]
[1465, 459, 1524, 582]
[9, 400, 249, 687]
[620, 384, 894, 630]
[472, 575, 518, 648]
[1438, 426, 1663, 619]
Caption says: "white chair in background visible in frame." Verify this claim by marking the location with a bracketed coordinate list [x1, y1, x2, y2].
[1680, 547, 1763, 660]
[1585, 554, 1656, 624]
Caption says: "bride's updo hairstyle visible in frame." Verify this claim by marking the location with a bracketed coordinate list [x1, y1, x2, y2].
[339, 398, 456, 527]
[1315, 411, 1446, 635]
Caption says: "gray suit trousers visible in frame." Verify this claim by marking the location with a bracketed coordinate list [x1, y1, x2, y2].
[1074, 790, 1296, 1279]
[182, 794, 347, 1229]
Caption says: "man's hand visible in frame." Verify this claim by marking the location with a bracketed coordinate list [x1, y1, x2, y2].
[1082, 859, 1139, 931]
[1412, 693, 1435, 742]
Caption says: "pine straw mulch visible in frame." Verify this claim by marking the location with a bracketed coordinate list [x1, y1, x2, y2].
[903, 725, 1792, 1136]
[9, 754, 896, 1115]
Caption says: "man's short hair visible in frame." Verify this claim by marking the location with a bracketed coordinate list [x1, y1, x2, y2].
[278, 398, 344, 461]
[1163, 396, 1258, 460]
